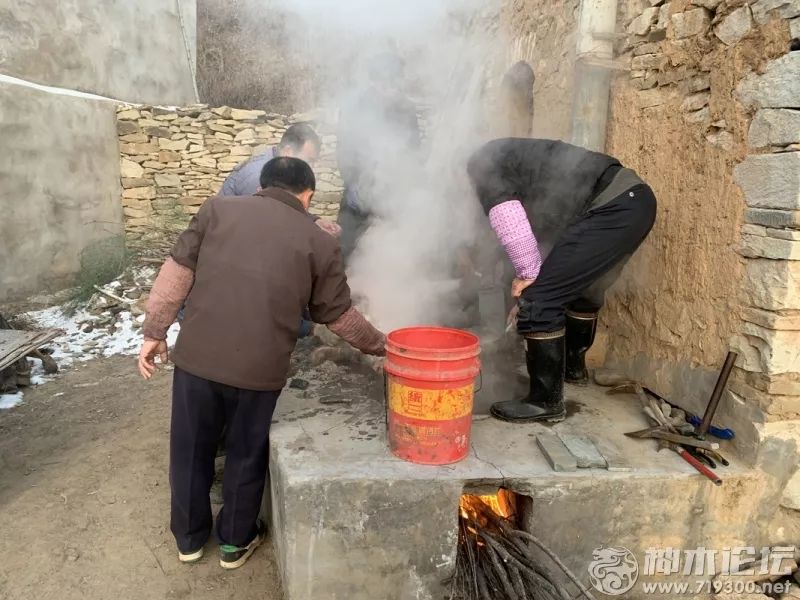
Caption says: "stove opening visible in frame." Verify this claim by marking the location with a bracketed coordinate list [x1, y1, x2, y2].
[449, 488, 588, 600]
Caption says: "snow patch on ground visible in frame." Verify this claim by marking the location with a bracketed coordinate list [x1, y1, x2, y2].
[0, 392, 24, 409]
[25, 306, 179, 367]
[1, 267, 178, 410]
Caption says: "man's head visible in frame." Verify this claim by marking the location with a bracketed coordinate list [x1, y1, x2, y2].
[276, 124, 321, 166]
[260, 157, 316, 209]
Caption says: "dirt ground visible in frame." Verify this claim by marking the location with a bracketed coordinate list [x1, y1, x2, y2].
[0, 356, 282, 600]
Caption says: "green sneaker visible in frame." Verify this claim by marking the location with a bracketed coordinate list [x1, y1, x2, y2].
[219, 521, 266, 569]
[178, 547, 204, 564]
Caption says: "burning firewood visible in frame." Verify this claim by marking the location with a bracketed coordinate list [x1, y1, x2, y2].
[448, 494, 597, 600]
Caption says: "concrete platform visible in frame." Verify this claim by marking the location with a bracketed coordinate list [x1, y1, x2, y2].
[268, 375, 786, 600]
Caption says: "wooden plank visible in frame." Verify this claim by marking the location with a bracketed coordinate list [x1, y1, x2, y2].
[0, 329, 37, 352]
[536, 431, 577, 472]
[0, 329, 62, 371]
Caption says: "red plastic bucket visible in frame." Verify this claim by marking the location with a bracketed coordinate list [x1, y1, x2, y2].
[384, 327, 481, 465]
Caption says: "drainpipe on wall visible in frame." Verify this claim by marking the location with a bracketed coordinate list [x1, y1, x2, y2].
[176, 0, 200, 103]
[570, 0, 619, 152]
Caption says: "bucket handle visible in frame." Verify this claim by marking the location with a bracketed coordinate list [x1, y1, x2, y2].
[474, 369, 483, 393]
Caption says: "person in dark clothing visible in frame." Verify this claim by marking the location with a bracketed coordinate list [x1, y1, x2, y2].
[336, 52, 421, 262]
[220, 124, 322, 197]
[139, 157, 386, 568]
[498, 61, 536, 137]
[216, 124, 336, 339]
[467, 138, 657, 423]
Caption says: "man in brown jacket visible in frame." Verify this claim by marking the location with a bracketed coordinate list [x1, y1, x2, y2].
[138, 157, 385, 569]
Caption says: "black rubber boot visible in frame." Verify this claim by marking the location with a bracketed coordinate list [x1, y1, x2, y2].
[490, 332, 566, 423]
[565, 311, 598, 385]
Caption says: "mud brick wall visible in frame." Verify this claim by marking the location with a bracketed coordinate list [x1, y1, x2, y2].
[116, 104, 344, 241]
[601, 0, 798, 455]
[498, 0, 581, 141]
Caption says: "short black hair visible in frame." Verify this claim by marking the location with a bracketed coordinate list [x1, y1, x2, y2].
[278, 124, 321, 153]
[260, 157, 316, 194]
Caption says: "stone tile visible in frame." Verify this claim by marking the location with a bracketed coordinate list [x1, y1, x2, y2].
[684, 106, 710, 123]
[748, 109, 800, 149]
[737, 53, 800, 109]
[745, 259, 800, 312]
[751, 0, 800, 24]
[733, 321, 800, 373]
[742, 306, 800, 330]
[781, 469, 800, 509]
[672, 8, 711, 38]
[734, 152, 800, 210]
[682, 91, 710, 112]
[714, 6, 753, 45]
[558, 434, 607, 468]
[120, 158, 144, 178]
[738, 233, 800, 259]
[536, 431, 578, 472]
[628, 7, 660, 35]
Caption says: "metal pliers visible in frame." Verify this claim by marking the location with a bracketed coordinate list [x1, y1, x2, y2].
[684, 447, 730, 469]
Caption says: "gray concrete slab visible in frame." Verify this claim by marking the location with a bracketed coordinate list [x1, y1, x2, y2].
[592, 435, 633, 471]
[268, 377, 774, 600]
[537, 431, 578, 471]
[272, 383, 738, 484]
[558, 433, 607, 468]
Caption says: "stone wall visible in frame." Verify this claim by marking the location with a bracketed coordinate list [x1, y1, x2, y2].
[732, 42, 800, 432]
[601, 0, 797, 455]
[0, 0, 197, 105]
[116, 105, 344, 241]
[0, 81, 123, 302]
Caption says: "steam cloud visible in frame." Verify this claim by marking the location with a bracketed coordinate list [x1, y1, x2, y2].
[263, 0, 506, 331]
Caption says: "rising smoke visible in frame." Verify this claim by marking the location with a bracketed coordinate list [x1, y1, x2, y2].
[261, 0, 507, 331]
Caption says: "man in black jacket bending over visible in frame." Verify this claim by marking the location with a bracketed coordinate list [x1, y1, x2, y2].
[467, 138, 657, 423]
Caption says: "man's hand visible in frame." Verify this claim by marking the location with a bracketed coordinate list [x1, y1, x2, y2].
[315, 219, 342, 238]
[138, 338, 169, 379]
[511, 277, 535, 298]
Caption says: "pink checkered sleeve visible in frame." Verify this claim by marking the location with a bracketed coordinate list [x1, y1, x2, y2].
[488, 200, 542, 281]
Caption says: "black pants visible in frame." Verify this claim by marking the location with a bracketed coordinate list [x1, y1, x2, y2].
[518, 184, 657, 334]
[337, 201, 371, 265]
[170, 367, 280, 552]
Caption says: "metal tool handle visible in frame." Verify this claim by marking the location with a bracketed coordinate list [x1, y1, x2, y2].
[697, 351, 737, 438]
[677, 447, 722, 486]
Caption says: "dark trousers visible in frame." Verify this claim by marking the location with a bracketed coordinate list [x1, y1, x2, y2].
[337, 201, 371, 264]
[170, 366, 280, 552]
[518, 184, 657, 334]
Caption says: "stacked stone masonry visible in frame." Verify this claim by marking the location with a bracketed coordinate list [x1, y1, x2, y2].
[607, 0, 798, 442]
[116, 104, 344, 240]
[733, 46, 800, 424]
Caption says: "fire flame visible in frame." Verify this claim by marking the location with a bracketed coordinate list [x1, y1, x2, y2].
[459, 489, 517, 522]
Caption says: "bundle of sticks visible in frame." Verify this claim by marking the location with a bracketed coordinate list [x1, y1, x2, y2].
[448, 496, 596, 600]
